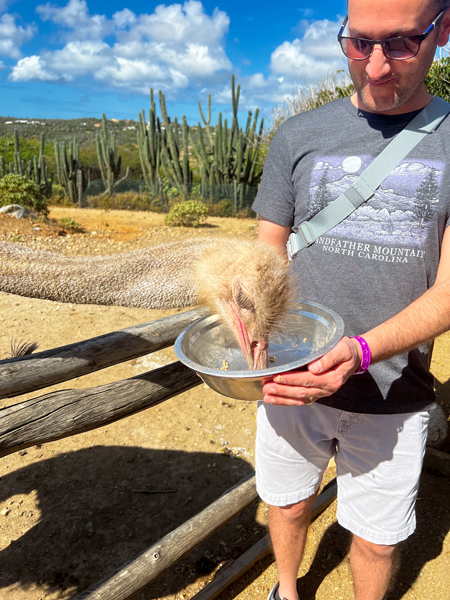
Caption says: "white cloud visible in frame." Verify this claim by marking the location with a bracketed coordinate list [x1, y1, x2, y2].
[95, 57, 167, 86]
[112, 8, 136, 30]
[9, 55, 58, 81]
[0, 13, 35, 59]
[37, 0, 113, 41]
[47, 41, 110, 80]
[10, 0, 231, 92]
[10, 41, 110, 82]
[297, 8, 316, 19]
[134, 2, 229, 47]
[271, 18, 345, 81]
[247, 73, 267, 89]
[37, 0, 88, 28]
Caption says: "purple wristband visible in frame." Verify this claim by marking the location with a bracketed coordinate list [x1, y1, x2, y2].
[353, 336, 371, 374]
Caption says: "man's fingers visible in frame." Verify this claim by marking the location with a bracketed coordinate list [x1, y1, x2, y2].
[308, 337, 357, 375]
[261, 337, 361, 405]
[263, 381, 323, 403]
[263, 393, 319, 406]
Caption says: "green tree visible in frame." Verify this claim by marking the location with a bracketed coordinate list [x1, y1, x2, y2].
[414, 168, 439, 227]
[310, 166, 334, 214]
[0, 135, 40, 165]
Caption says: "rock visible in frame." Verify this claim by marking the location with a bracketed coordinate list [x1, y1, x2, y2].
[0, 204, 29, 219]
[427, 404, 448, 448]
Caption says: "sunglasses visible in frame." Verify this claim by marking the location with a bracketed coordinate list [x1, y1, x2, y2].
[337, 9, 445, 61]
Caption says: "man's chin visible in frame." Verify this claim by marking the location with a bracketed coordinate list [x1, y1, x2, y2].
[357, 90, 402, 115]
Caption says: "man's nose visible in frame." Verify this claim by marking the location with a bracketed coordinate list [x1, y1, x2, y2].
[365, 45, 391, 80]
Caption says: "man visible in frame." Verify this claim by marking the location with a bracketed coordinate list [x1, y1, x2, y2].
[251, 1, 450, 599]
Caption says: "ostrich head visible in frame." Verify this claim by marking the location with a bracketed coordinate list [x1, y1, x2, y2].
[194, 240, 293, 370]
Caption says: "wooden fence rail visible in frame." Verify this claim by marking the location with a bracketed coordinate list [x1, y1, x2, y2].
[0, 361, 200, 458]
[0, 307, 204, 399]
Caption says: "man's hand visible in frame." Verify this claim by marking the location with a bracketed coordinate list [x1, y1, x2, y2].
[262, 336, 361, 406]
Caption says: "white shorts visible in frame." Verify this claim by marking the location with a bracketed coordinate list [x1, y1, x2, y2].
[255, 401, 430, 545]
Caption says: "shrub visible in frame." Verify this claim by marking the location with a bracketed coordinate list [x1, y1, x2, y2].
[59, 218, 85, 233]
[206, 199, 235, 218]
[0, 174, 49, 217]
[237, 206, 256, 219]
[162, 183, 180, 199]
[425, 57, 450, 102]
[268, 71, 354, 139]
[190, 184, 202, 198]
[165, 200, 208, 227]
[50, 183, 69, 206]
[87, 191, 159, 212]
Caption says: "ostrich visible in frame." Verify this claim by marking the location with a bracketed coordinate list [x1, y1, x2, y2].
[0, 238, 293, 370]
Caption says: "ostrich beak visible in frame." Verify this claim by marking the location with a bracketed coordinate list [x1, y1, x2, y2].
[251, 339, 269, 371]
[229, 303, 268, 370]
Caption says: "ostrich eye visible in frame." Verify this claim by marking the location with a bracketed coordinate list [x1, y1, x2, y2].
[235, 289, 254, 311]
[232, 277, 255, 311]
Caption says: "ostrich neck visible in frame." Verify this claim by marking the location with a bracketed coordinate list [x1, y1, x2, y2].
[0, 239, 215, 309]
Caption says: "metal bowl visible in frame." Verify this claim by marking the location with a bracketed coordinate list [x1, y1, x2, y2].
[174, 301, 344, 401]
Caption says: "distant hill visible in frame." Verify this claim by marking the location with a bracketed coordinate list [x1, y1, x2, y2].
[0, 114, 217, 183]
[0, 116, 140, 147]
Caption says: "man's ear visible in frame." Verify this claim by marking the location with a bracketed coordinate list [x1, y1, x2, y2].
[437, 8, 450, 47]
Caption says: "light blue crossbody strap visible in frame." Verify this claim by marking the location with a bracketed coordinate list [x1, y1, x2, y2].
[287, 97, 450, 260]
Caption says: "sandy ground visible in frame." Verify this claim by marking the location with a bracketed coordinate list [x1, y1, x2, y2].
[0, 206, 448, 600]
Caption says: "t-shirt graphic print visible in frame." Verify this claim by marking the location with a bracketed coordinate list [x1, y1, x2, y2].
[309, 155, 445, 265]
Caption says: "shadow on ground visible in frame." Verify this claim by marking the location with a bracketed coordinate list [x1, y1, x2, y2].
[0, 445, 261, 598]
[434, 376, 450, 451]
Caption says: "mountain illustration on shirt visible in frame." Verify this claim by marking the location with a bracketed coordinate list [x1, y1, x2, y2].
[308, 155, 444, 248]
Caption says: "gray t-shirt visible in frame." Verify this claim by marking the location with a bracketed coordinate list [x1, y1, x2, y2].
[252, 96, 450, 414]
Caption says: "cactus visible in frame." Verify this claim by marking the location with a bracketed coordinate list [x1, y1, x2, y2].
[191, 74, 264, 208]
[137, 76, 262, 208]
[0, 156, 5, 178]
[54, 137, 88, 205]
[158, 91, 192, 196]
[27, 134, 53, 198]
[137, 89, 163, 203]
[8, 130, 53, 197]
[13, 130, 25, 177]
[197, 94, 214, 148]
[96, 113, 129, 197]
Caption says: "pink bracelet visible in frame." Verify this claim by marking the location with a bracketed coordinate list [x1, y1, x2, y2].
[353, 336, 371, 374]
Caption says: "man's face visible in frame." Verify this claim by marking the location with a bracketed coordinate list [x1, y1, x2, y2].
[347, 0, 450, 114]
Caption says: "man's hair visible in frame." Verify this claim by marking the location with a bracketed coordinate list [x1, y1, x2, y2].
[348, 1, 450, 11]
[433, 0, 450, 11]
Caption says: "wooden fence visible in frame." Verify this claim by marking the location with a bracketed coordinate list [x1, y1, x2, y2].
[0, 308, 337, 599]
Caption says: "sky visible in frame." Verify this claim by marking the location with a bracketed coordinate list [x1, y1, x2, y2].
[0, 0, 357, 122]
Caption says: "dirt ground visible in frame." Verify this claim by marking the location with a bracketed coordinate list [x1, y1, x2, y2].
[0, 207, 448, 600]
